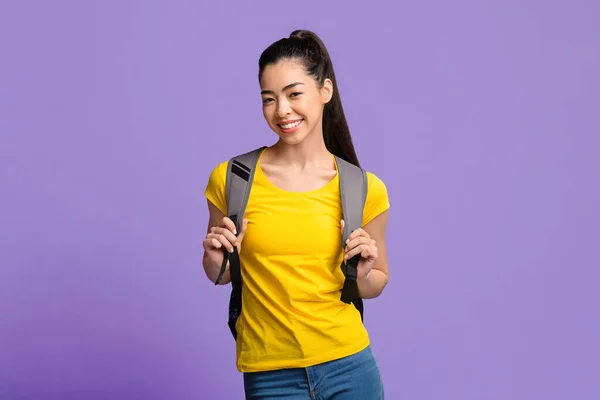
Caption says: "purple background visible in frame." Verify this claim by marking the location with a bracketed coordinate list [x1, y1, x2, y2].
[1, 1, 599, 399]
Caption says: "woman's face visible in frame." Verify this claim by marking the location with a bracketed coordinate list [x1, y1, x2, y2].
[260, 59, 332, 145]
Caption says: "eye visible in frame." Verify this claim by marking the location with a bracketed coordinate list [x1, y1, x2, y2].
[262, 98, 273, 105]
[290, 92, 302, 98]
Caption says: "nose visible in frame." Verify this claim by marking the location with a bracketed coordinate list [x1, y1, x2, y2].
[276, 99, 291, 118]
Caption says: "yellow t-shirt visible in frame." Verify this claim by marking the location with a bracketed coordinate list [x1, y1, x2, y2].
[204, 149, 390, 372]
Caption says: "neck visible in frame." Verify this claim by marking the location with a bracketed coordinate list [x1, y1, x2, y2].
[270, 130, 332, 169]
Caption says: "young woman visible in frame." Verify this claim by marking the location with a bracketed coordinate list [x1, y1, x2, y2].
[203, 29, 390, 400]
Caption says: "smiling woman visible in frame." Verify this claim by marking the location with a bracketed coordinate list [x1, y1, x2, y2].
[202, 29, 390, 400]
[257, 31, 358, 166]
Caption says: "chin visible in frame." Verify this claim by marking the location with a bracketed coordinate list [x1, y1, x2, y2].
[273, 126, 316, 145]
[277, 134, 307, 145]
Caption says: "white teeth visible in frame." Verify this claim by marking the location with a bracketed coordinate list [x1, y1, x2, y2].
[281, 120, 302, 129]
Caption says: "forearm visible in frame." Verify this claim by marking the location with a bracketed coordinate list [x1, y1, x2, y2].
[203, 252, 231, 285]
[357, 268, 388, 299]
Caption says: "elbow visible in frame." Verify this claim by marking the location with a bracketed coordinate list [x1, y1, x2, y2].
[359, 268, 388, 299]
[371, 279, 388, 299]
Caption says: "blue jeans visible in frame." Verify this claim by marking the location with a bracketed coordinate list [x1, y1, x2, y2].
[243, 346, 384, 399]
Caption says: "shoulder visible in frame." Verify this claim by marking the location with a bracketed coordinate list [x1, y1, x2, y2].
[365, 171, 387, 195]
[204, 146, 266, 214]
[204, 159, 230, 215]
[207, 159, 229, 185]
[206, 146, 266, 186]
[363, 170, 390, 226]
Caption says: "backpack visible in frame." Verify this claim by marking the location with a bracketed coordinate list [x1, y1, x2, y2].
[213, 146, 368, 340]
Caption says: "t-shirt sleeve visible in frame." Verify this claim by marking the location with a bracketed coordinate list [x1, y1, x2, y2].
[204, 160, 229, 215]
[362, 172, 390, 226]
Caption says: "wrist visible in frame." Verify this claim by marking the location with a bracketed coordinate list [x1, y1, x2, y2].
[357, 269, 373, 284]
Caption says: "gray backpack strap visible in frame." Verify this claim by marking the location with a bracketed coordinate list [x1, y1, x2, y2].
[214, 146, 265, 340]
[225, 147, 265, 232]
[335, 156, 368, 319]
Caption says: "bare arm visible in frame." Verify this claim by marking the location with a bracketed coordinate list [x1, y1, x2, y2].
[202, 200, 231, 285]
[357, 210, 389, 299]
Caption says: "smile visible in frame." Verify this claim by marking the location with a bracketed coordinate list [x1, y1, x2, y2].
[277, 119, 304, 134]
[278, 120, 303, 129]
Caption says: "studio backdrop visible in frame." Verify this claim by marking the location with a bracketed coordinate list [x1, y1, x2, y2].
[1, 1, 598, 399]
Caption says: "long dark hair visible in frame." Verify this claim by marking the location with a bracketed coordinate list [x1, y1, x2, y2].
[258, 29, 360, 168]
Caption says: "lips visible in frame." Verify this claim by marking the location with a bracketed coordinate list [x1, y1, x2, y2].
[277, 119, 303, 129]
[276, 119, 304, 134]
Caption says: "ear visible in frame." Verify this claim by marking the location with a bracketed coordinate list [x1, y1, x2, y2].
[321, 78, 334, 104]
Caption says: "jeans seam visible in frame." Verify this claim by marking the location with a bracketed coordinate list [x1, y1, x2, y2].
[315, 365, 325, 399]
[305, 368, 317, 400]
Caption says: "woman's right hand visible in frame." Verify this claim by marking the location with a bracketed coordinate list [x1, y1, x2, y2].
[202, 214, 248, 284]
[203, 216, 248, 256]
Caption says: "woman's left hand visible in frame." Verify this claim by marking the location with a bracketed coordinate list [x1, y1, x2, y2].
[341, 220, 379, 280]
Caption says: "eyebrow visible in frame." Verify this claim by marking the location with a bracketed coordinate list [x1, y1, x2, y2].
[261, 82, 304, 95]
